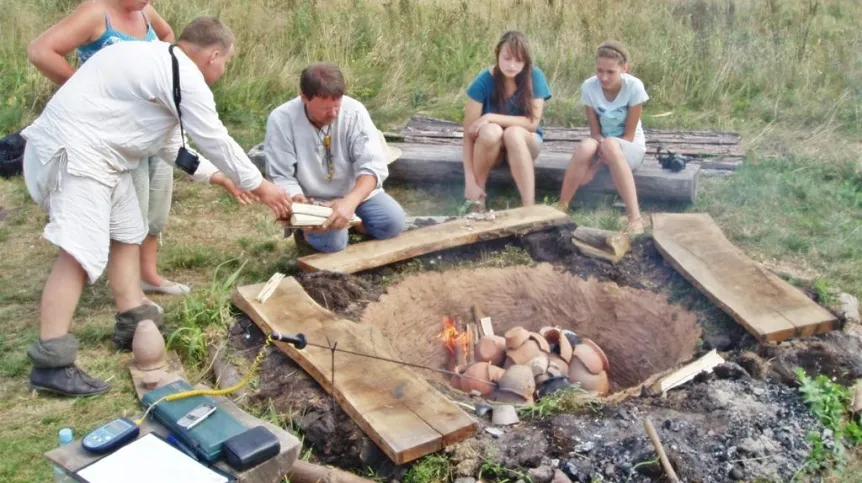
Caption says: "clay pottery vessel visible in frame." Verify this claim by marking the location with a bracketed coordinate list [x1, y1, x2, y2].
[539, 327, 573, 363]
[132, 319, 166, 371]
[497, 365, 536, 403]
[449, 364, 467, 391]
[537, 376, 573, 399]
[491, 405, 520, 426]
[527, 332, 551, 353]
[582, 338, 610, 372]
[490, 388, 530, 405]
[507, 339, 543, 365]
[504, 327, 531, 350]
[488, 365, 506, 383]
[503, 356, 516, 369]
[535, 372, 551, 385]
[528, 355, 549, 377]
[548, 354, 569, 375]
[568, 357, 610, 395]
[460, 362, 496, 396]
[561, 329, 582, 347]
[572, 341, 605, 375]
[142, 369, 165, 390]
[476, 335, 507, 367]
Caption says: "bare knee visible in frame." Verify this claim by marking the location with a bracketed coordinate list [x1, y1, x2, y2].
[598, 137, 623, 162]
[475, 123, 504, 146]
[570, 138, 599, 166]
[502, 126, 529, 149]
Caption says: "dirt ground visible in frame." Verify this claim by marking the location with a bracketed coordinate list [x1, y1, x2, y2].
[225, 227, 862, 482]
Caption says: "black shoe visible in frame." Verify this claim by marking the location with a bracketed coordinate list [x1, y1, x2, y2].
[30, 365, 111, 397]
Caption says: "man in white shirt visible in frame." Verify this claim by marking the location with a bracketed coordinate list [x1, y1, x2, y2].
[264, 62, 405, 253]
[21, 17, 291, 397]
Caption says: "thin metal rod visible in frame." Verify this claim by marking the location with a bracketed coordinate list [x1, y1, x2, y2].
[303, 341, 495, 387]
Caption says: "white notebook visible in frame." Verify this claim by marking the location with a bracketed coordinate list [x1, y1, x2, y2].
[75, 433, 229, 483]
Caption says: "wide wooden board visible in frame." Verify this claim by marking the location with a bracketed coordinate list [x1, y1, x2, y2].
[232, 277, 478, 464]
[387, 143, 701, 202]
[297, 204, 572, 273]
[652, 213, 838, 342]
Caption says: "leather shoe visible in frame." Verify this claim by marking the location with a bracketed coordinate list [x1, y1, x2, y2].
[30, 365, 111, 397]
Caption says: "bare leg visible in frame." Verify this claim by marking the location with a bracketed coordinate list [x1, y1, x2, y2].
[559, 138, 600, 208]
[598, 138, 642, 233]
[472, 123, 505, 197]
[502, 126, 540, 206]
[139, 234, 162, 286]
[107, 240, 147, 313]
[39, 250, 87, 340]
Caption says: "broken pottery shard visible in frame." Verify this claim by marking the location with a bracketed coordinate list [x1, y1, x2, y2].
[485, 427, 505, 438]
[491, 405, 520, 426]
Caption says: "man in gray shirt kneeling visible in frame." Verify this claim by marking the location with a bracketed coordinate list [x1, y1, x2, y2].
[264, 62, 405, 253]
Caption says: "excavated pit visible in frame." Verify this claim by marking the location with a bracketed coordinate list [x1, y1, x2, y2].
[360, 262, 702, 393]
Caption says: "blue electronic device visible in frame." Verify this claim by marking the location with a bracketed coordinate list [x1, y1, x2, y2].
[81, 417, 141, 454]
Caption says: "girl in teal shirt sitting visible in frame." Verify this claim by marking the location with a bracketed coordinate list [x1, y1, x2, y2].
[462, 31, 552, 211]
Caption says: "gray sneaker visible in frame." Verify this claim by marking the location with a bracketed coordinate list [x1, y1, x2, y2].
[30, 365, 111, 397]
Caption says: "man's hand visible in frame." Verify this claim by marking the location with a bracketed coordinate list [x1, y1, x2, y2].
[320, 197, 359, 231]
[291, 193, 310, 204]
[210, 172, 259, 205]
[466, 114, 492, 140]
[252, 180, 292, 219]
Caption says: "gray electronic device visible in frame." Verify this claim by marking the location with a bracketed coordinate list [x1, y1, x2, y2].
[176, 403, 217, 430]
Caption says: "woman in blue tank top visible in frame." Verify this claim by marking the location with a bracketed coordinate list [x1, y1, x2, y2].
[28, 1, 196, 297]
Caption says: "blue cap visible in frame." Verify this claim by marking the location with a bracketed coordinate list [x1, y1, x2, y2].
[59, 428, 74, 444]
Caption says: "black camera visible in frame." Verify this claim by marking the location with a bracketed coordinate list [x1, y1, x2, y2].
[175, 146, 200, 175]
[657, 147, 689, 173]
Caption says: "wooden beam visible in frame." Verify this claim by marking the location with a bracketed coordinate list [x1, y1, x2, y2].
[388, 143, 701, 202]
[233, 277, 478, 464]
[649, 349, 725, 396]
[652, 213, 838, 342]
[297, 205, 572, 273]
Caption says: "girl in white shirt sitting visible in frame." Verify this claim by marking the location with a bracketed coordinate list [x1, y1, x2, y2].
[559, 41, 649, 234]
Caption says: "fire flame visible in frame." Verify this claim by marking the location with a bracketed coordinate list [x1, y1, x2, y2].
[439, 316, 472, 356]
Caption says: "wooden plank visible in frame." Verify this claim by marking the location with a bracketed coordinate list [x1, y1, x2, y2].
[401, 116, 742, 145]
[297, 205, 572, 273]
[649, 349, 725, 396]
[46, 383, 302, 483]
[652, 213, 838, 342]
[232, 278, 478, 464]
[388, 143, 701, 202]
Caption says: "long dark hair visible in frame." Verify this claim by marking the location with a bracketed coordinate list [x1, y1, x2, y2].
[492, 31, 535, 121]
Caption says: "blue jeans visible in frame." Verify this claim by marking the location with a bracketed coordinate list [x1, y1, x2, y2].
[303, 192, 405, 253]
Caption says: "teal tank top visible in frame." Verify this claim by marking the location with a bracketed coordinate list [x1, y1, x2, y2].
[77, 11, 157, 63]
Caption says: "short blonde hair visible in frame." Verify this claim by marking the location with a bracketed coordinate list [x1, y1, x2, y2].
[178, 16, 235, 50]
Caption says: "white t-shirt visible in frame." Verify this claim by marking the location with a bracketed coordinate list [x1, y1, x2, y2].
[580, 73, 649, 148]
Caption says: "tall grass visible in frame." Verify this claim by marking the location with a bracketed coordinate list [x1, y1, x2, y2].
[1, 0, 860, 146]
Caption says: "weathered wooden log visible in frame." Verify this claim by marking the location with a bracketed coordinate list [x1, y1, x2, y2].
[571, 226, 631, 264]
[288, 460, 376, 483]
[388, 143, 701, 203]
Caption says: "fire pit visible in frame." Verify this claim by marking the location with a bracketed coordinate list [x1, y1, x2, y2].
[361, 263, 702, 397]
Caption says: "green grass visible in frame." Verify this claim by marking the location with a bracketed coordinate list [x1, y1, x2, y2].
[404, 454, 452, 483]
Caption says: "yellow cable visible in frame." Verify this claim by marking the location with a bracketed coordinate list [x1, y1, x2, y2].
[135, 335, 275, 426]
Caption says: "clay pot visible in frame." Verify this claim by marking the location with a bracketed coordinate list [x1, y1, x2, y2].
[539, 327, 574, 363]
[582, 338, 610, 372]
[476, 335, 507, 367]
[503, 356, 516, 369]
[535, 373, 552, 385]
[488, 365, 506, 383]
[568, 357, 610, 395]
[561, 329, 581, 347]
[528, 356, 549, 377]
[491, 405, 520, 426]
[142, 369, 165, 390]
[490, 388, 530, 405]
[497, 365, 536, 403]
[537, 376, 573, 399]
[132, 319, 166, 371]
[449, 364, 467, 391]
[460, 362, 496, 396]
[504, 327, 531, 350]
[507, 339, 544, 365]
[572, 341, 605, 375]
[527, 332, 551, 353]
[548, 354, 569, 375]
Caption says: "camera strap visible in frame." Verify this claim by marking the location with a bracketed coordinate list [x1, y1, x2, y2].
[168, 45, 188, 150]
